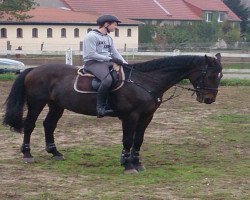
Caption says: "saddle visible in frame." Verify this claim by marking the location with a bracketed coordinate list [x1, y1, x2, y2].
[74, 64, 125, 93]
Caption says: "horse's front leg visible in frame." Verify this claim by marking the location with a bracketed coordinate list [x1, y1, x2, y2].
[120, 114, 139, 174]
[44, 103, 64, 160]
[131, 114, 154, 172]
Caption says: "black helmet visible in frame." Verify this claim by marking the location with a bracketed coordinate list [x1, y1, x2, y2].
[97, 15, 121, 26]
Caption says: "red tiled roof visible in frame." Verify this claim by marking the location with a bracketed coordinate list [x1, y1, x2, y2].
[184, 0, 240, 21]
[1, 7, 140, 25]
[156, 0, 202, 20]
[63, 0, 173, 20]
[62, 0, 240, 21]
[184, 0, 228, 11]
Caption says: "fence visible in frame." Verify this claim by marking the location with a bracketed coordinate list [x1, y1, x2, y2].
[137, 42, 250, 53]
[0, 42, 249, 66]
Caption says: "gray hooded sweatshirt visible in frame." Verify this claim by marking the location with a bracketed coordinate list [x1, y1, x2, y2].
[83, 30, 127, 64]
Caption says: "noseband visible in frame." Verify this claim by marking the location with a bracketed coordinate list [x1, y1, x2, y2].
[194, 64, 220, 94]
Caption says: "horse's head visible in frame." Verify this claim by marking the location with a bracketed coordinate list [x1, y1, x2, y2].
[189, 53, 223, 104]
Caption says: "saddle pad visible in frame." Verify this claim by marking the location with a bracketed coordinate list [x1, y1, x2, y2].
[74, 65, 125, 93]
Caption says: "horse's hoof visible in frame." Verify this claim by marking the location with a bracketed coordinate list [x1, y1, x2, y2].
[135, 165, 146, 172]
[124, 169, 138, 175]
[23, 157, 35, 164]
[52, 155, 65, 161]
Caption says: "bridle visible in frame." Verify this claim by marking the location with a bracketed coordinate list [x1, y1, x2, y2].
[122, 59, 222, 104]
[192, 63, 222, 94]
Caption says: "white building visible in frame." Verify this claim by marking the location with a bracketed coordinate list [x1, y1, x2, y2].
[0, 7, 140, 54]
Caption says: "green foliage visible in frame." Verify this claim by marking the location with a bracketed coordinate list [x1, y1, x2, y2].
[221, 21, 241, 44]
[139, 25, 154, 43]
[155, 25, 192, 44]
[223, 0, 250, 33]
[142, 21, 241, 48]
[0, 0, 38, 21]
[245, 26, 250, 42]
[192, 22, 221, 43]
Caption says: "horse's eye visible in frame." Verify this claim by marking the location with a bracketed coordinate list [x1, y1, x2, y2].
[208, 75, 216, 80]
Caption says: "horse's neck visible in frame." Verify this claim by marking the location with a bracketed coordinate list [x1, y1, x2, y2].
[131, 70, 186, 96]
[150, 70, 187, 94]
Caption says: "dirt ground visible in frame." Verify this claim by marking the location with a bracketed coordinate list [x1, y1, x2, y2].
[0, 81, 249, 200]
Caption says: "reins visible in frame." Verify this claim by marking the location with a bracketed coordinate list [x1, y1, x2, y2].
[122, 64, 197, 104]
[121, 57, 221, 104]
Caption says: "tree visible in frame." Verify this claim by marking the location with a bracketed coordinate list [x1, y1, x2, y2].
[223, 0, 250, 33]
[0, 0, 38, 21]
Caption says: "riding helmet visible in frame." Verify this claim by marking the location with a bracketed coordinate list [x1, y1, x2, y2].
[96, 15, 121, 26]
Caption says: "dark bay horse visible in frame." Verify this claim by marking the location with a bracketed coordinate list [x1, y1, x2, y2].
[3, 54, 223, 174]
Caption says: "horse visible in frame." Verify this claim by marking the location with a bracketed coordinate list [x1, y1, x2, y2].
[3, 54, 223, 174]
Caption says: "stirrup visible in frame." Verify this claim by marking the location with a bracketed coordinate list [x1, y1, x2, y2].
[97, 108, 114, 118]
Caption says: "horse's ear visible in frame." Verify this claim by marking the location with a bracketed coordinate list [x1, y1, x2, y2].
[215, 53, 221, 62]
[205, 54, 208, 63]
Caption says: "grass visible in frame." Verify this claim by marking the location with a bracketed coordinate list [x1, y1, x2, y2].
[220, 79, 250, 86]
[224, 63, 250, 69]
[0, 85, 249, 199]
[34, 144, 248, 199]
[0, 73, 17, 81]
[33, 126, 249, 200]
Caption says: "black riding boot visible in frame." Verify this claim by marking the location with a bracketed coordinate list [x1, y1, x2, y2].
[96, 84, 114, 118]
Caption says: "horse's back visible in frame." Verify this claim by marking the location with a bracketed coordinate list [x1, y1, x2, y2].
[24, 64, 78, 97]
[31, 63, 78, 74]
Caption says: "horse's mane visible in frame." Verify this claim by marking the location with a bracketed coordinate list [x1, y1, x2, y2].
[126, 55, 205, 72]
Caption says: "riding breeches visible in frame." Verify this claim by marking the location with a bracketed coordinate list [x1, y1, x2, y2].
[84, 60, 113, 87]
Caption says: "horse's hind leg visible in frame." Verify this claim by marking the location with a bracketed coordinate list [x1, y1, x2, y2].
[21, 101, 46, 163]
[43, 102, 64, 160]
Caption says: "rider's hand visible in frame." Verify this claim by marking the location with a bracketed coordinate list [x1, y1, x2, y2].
[110, 58, 123, 66]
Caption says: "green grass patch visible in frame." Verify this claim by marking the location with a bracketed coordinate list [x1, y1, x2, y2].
[220, 78, 250, 86]
[0, 73, 17, 81]
[35, 141, 249, 199]
[224, 63, 250, 69]
[211, 114, 250, 124]
[180, 79, 250, 86]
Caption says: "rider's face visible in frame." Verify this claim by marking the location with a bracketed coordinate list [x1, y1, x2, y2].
[105, 22, 118, 32]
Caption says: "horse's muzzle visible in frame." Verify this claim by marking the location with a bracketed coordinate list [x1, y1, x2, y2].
[196, 95, 215, 104]
[204, 97, 215, 104]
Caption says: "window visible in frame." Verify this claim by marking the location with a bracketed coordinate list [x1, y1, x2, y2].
[205, 12, 213, 22]
[74, 28, 79, 37]
[61, 28, 66, 37]
[127, 29, 132, 37]
[1, 28, 7, 38]
[218, 12, 226, 22]
[115, 28, 119, 37]
[32, 28, 38, 38]
[87, 28, 92, 33]
[47, 28, 53, 38]
[17, 28, 23, 38]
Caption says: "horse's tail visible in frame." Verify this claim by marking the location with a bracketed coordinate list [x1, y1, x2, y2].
[3, 68, 34, 133]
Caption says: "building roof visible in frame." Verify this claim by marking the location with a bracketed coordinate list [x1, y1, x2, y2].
[184, 0, 240, 21]
[0, 7, 140, 25]
[62, 0, 200, 21]
[184, 0, 228, 11]
[62, 0, 241, 21]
